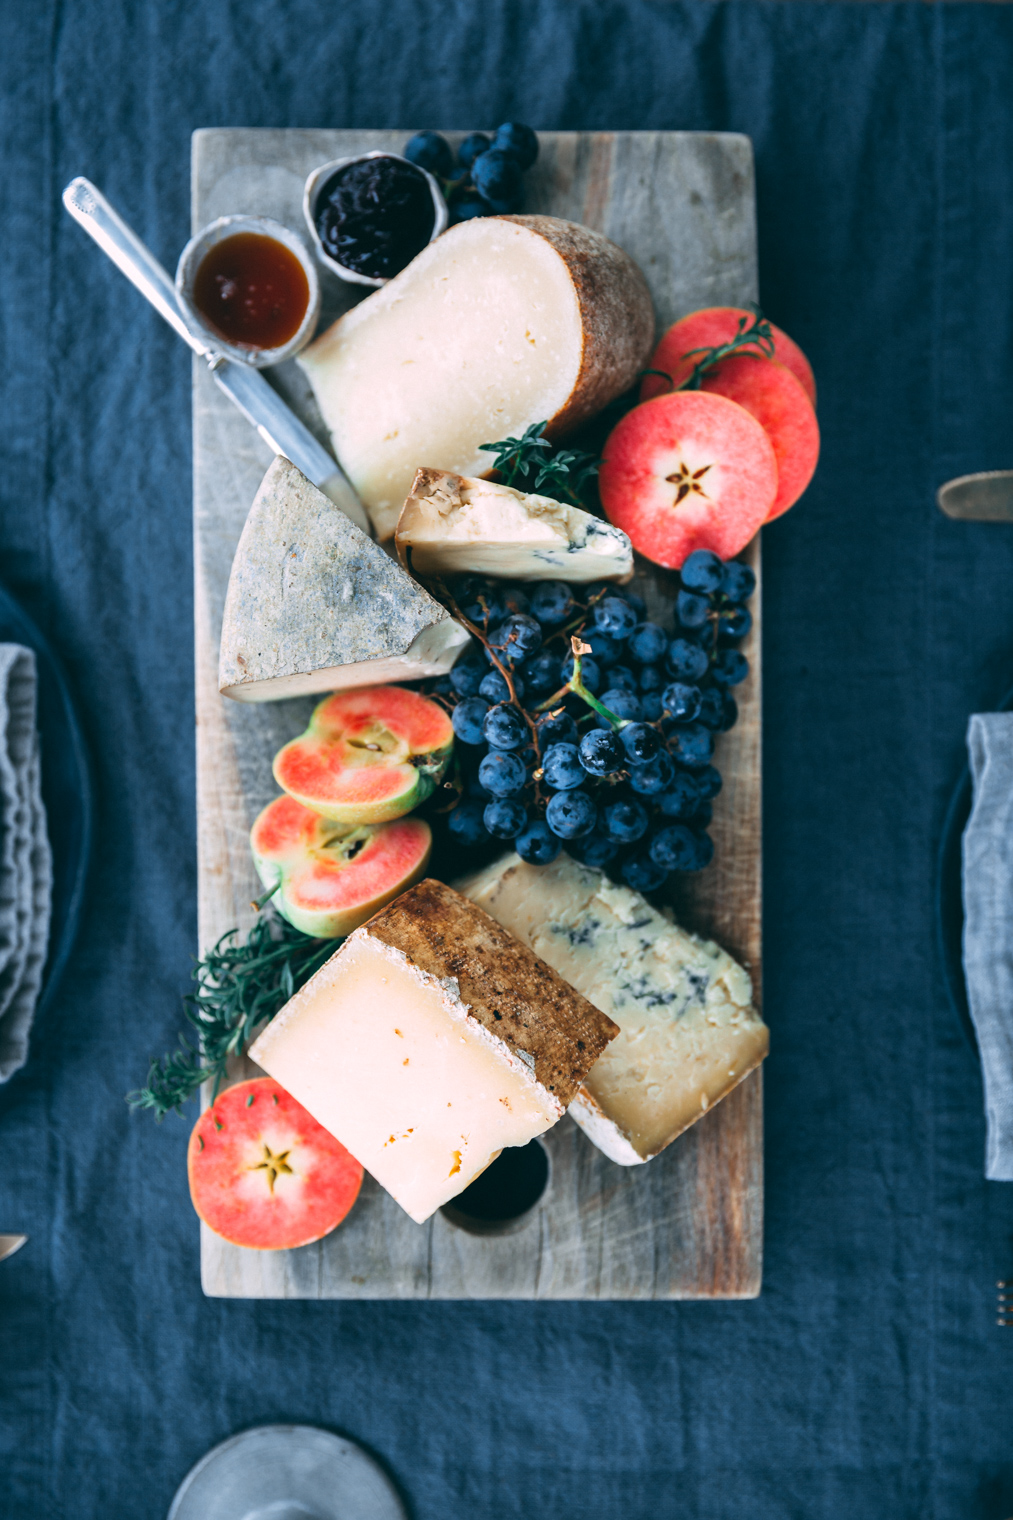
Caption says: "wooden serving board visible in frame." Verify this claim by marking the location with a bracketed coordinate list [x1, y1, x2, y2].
[193, 129, 762, 1299]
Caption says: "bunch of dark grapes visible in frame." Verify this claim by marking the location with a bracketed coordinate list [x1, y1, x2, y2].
[403, 124, 538, 222]
[425, 549, 755, 896]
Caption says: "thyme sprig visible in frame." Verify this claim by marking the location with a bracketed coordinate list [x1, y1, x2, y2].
[478, 422, 603, 509]
[128, 914, 333, 1120]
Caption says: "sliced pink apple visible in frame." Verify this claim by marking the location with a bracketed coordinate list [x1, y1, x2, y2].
[273, 684, 454, 825]
[598, 390, 777, 570]
[699, 353, 819, 520]
[252, 794, 433, 937]
[641, 306, 817, 408]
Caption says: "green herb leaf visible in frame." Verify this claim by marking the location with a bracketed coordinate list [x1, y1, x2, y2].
[479, 422, 602, 509]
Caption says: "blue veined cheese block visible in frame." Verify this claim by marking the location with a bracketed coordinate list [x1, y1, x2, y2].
[394, 469, 633, 584]
[457, 851, 768, 1165]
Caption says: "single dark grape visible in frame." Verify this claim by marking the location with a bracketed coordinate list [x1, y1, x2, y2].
[542, 743, 585, 791]
[628, 622, 668, 665]
[483, 797, 527, 839]
[472, 149, 524, 212]
[546, 789, 597, 839]
[693, 831, 715, 869]
[620, 723, 662, 766]
[594, 595, 638, 639]
[696, 687, 726, 730]
[478, 749, 527, 797]
[447, 799, 486, 845]
[457, 132, 491, 169]
[638, 663, 663, 693]
[602, 798, 649, 843]
[584, 629, 624, 668]
[459, 583, 505, 624]
[501, 585, 531, 617]
[536, 710, 578, 748]
[718, 604, 752, 642]
[521, 650, 561, 697]
[569, 830, 620, 869]
[680, 548, 724, 594]
[515, 818, 561, 865]
[489, 613, 541, 665]
[676, 589, 710, 628]
[650, 823, 698, 871]
[578, 728, 625, 776]
[479, 669, 524, 704]
[606, 664, 638, 695]
[483, 703, 527, 751]
[452, 696, 490, 745]
[595, 690, 642, 728]
[658, 771, 701, 818]
[528, 581, 574, 625]
[712, 649, 749, 687]
[666, 638, 710, 683]
[641, 691, 663, 721]
[666, 722, 714, 768]
[561, 651, 602, 693]
[621, 852, 668, 894]
[662, 681, 702, 722]
[491, 122, 539, 170]
[695, 765, 723, 800]
[628, 748, 675, 796]
[717, 694, 738, 731]
[721, 560, 756, 601]
[404, 131, 455, 178]
[450, 657, 486, 697]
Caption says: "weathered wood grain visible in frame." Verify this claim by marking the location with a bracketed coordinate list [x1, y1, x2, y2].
[193, 130, 763, 1299]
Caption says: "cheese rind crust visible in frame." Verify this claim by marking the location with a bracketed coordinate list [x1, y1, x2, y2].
[395, 468, 634, 583]
[457, 853, 769, 1164]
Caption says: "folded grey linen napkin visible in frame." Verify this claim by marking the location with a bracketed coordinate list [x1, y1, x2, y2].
[0, 645, 52, 1082]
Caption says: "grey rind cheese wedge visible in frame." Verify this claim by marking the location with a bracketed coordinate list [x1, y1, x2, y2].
[298, 215, 655, 540]
[219, 457, 470, 702]
[457, 852, 769, 1166]
[249, 879, 618, 1223]
[395, 468, 634, 583]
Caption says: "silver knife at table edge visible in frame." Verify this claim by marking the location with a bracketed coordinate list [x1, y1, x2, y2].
[61, 177, 371, 538]
[0, 1234, 27, 1262]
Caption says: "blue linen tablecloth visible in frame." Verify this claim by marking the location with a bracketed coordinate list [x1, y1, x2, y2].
[3, 3, 1013, 1517]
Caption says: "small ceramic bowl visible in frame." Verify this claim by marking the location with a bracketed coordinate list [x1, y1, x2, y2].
[175, 214, 321, 367]
[303, 151, 448, 288]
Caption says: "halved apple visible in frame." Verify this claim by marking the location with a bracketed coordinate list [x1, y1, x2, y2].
[273, 684, 454, 825]
[641, 306, 816, 408]
[252, 794, 432, 937]
[698, 353, 819, 520]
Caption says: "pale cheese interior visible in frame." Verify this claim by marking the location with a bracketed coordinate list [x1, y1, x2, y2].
[221, 618, 471, 702]
[458, 853, 768, 1163]
[249, 928, 563, 1223]
[298, 220, 584, 539]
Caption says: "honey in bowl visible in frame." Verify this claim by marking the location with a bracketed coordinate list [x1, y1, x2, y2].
[192, 232, 310, 350]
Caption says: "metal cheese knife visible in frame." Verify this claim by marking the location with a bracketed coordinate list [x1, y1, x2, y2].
[61, 177, 371, 536]
[0, 1234, 27, 1262]
[937, 471, 1013, 521]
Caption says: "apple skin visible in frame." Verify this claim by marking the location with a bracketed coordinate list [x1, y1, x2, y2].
[598, 390, 778, 571]
[273, 684, 454, 825]
[252, 794, 432, 938]
[188, 1077, 364, 1251]
[698, 353, 819, 520]
[641, 306, 816, 409]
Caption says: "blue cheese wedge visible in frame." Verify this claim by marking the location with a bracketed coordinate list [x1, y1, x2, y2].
[219, 457, 470, 702]
[395, 469, 634, 583]
[457, 852, 768, 1166]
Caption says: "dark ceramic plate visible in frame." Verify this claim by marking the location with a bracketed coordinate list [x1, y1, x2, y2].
[0, 585, 92, 1020]
[934, 681, 1013, 1057]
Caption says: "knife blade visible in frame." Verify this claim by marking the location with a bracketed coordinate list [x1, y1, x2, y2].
[61, 177, 371, 537]
[0, 1234, 27, 1262]
[937, 470, 1013, 521]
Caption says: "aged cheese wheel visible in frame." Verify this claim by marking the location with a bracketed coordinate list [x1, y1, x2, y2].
[298, 215, 655, 540]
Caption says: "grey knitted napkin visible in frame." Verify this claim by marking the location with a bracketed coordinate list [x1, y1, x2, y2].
[0, 645, 52, 1081]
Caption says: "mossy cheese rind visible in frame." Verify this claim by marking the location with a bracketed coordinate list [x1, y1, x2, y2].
[219, 457, 470, 702]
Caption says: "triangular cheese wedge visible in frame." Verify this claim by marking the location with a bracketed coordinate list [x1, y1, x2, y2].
[395, 468, 634, 583]
[219, 458, 470, 703]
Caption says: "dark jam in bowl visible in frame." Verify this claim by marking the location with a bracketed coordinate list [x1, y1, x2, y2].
[314, 156, 436, 280]
[192, 232, 310, 350]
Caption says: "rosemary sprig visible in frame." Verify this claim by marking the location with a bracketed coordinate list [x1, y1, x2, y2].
[478, 422, 603, 509]
[652, 305, 776, 393]
[128, 913, 333, 1120]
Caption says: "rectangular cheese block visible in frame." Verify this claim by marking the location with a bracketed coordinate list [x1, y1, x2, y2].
[457, 853, 768, 1165]
[395, 468, 633, 583]
[249, 879, 617, 1222]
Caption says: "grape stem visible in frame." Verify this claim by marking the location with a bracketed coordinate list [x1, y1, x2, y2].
[533, 638, 629, 730]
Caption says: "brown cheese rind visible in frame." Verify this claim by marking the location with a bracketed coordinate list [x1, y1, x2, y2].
[501, 215, 655, 438]
[363, 879, 618, 1105]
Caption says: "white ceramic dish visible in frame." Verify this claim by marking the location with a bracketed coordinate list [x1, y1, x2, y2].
[175, 214, 321, 367]
[303, 151, 448, 287]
